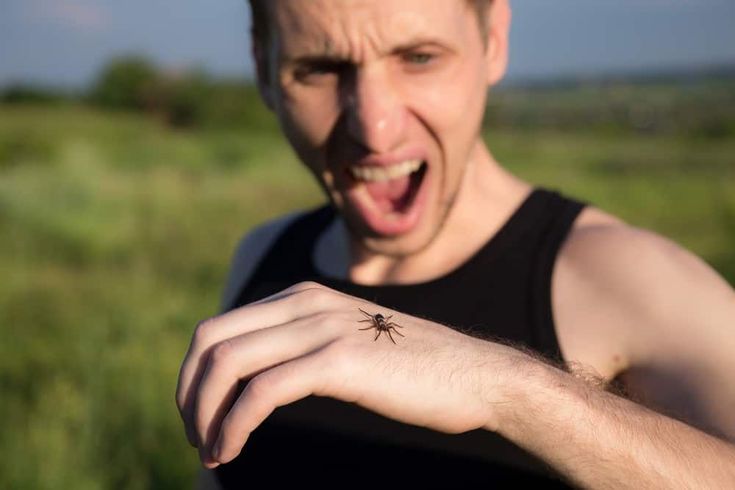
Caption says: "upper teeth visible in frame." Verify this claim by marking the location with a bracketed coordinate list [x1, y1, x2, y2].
[349, 159, 422, 182]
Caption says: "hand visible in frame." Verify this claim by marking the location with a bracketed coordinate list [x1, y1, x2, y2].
[175, 281, 512, 468]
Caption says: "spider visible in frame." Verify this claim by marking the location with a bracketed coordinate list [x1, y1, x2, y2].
[357, 307, 405, 344]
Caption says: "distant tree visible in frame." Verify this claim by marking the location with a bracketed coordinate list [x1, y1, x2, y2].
[90, 56, 158, 111]
[1, 85, 68, 104]
[198, 81, 278, 131]
[85, 54, 280, 130]
[157, 68, 212, 128]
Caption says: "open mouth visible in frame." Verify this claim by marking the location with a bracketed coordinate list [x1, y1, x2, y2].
[349, 161, 427, 212]
[344, 160, 430, 236]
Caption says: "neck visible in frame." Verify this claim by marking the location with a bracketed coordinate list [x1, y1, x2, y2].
[314, 142, 532, 285]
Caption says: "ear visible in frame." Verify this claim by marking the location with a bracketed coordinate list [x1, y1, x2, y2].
[483, 0, 511, 86]
[252, 34, 276, 111]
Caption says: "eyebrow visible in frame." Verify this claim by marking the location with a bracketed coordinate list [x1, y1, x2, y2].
[283, 36, 455, 65]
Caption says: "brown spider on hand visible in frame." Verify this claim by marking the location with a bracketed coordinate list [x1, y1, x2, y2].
[357, 308, 405, 344]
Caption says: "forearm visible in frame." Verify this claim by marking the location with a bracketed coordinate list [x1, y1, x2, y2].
[484, 352, 735, 489]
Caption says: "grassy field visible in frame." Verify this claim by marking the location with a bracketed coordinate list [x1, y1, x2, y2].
[1, 81, 734, 489]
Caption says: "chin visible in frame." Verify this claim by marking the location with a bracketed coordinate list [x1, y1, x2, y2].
[344, 210, 439, 259]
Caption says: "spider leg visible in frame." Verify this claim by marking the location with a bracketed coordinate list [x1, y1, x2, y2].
[385, 315, 393, 320]
[358, 308, 373, 318]
[390, 327, 405, 338]
[374, 329, 381, 341]
[358, 319, 372, 323]
[386, 322, 404, 329]
[358, 326, 374, 331]
[386, 329, 397, 344]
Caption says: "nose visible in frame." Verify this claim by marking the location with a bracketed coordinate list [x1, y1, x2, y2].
[342, 67, 407, 154]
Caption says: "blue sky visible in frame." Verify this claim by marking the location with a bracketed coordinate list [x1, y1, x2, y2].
[1, 0, 734, 89]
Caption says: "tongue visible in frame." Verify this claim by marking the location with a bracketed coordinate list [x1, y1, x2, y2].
[364, 175, 412, 213]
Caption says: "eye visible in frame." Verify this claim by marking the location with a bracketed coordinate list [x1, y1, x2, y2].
[293, 60, 347, 83]
[402, 52, 435, 65]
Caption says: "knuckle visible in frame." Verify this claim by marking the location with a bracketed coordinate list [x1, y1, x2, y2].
[193, 317, 218, 346]
[288, 281, 323, 293]
[296, 285, 332, 308]
[209, 338, 237, 364]
[244, 372, 272, 400]
[291, 280, 323, 292]
[312, 286, 335, 303]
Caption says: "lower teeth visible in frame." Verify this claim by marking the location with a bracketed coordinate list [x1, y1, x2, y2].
[391, 162, 426, 214]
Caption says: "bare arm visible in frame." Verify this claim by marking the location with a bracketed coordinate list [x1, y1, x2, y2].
[486, 355, 735, 488]
[486, 225, 735, 488]
[195, 211, 304, 490]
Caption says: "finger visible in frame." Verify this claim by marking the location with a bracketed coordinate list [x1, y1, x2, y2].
[192, 311, 338, 458]
[176, 283, 336, 445]
[247, 281, 334, 306]
[177, 287, 307, 446]
[211, 343, 338, 465]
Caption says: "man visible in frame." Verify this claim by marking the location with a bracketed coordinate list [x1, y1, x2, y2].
[176, 0, 735, 487]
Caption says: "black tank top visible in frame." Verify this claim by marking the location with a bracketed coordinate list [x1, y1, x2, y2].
[214, 186, 586, 488]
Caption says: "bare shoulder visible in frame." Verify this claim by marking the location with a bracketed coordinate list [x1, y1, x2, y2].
[558, 205, 733, 313]
[219, 210, 308, 312]
[552, 204, 735, 441]
[549, 206, 632, 380]
[556, 205, 734, 342]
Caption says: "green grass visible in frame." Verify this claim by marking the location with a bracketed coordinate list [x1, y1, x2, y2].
[0, 93, 733, 489]
[0, 104, 320, 489]
[487, 128, 735, 279]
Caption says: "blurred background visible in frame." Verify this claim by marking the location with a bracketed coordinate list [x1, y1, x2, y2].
[1, 0, 734, 488]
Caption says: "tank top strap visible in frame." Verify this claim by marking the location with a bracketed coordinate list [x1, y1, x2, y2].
[229, 204, 334, 309]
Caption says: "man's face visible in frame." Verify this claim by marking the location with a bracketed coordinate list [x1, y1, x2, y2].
[257, 0, 504, 258]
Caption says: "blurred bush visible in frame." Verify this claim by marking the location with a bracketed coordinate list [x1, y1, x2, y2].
[0, 130, 57, 170]
[89, 56, 159, 112]
[0, 85, 71, 105]
[85, 55, 277, 131]
[486, 77, 735, 139]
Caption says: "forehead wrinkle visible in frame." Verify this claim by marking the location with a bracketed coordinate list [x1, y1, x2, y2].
[275, 0, 467, 62]
[284, 13, 381, 62]
[274, 1, 339, 58]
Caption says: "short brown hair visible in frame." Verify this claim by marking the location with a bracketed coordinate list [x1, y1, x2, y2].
[248, 0, 492, 49]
